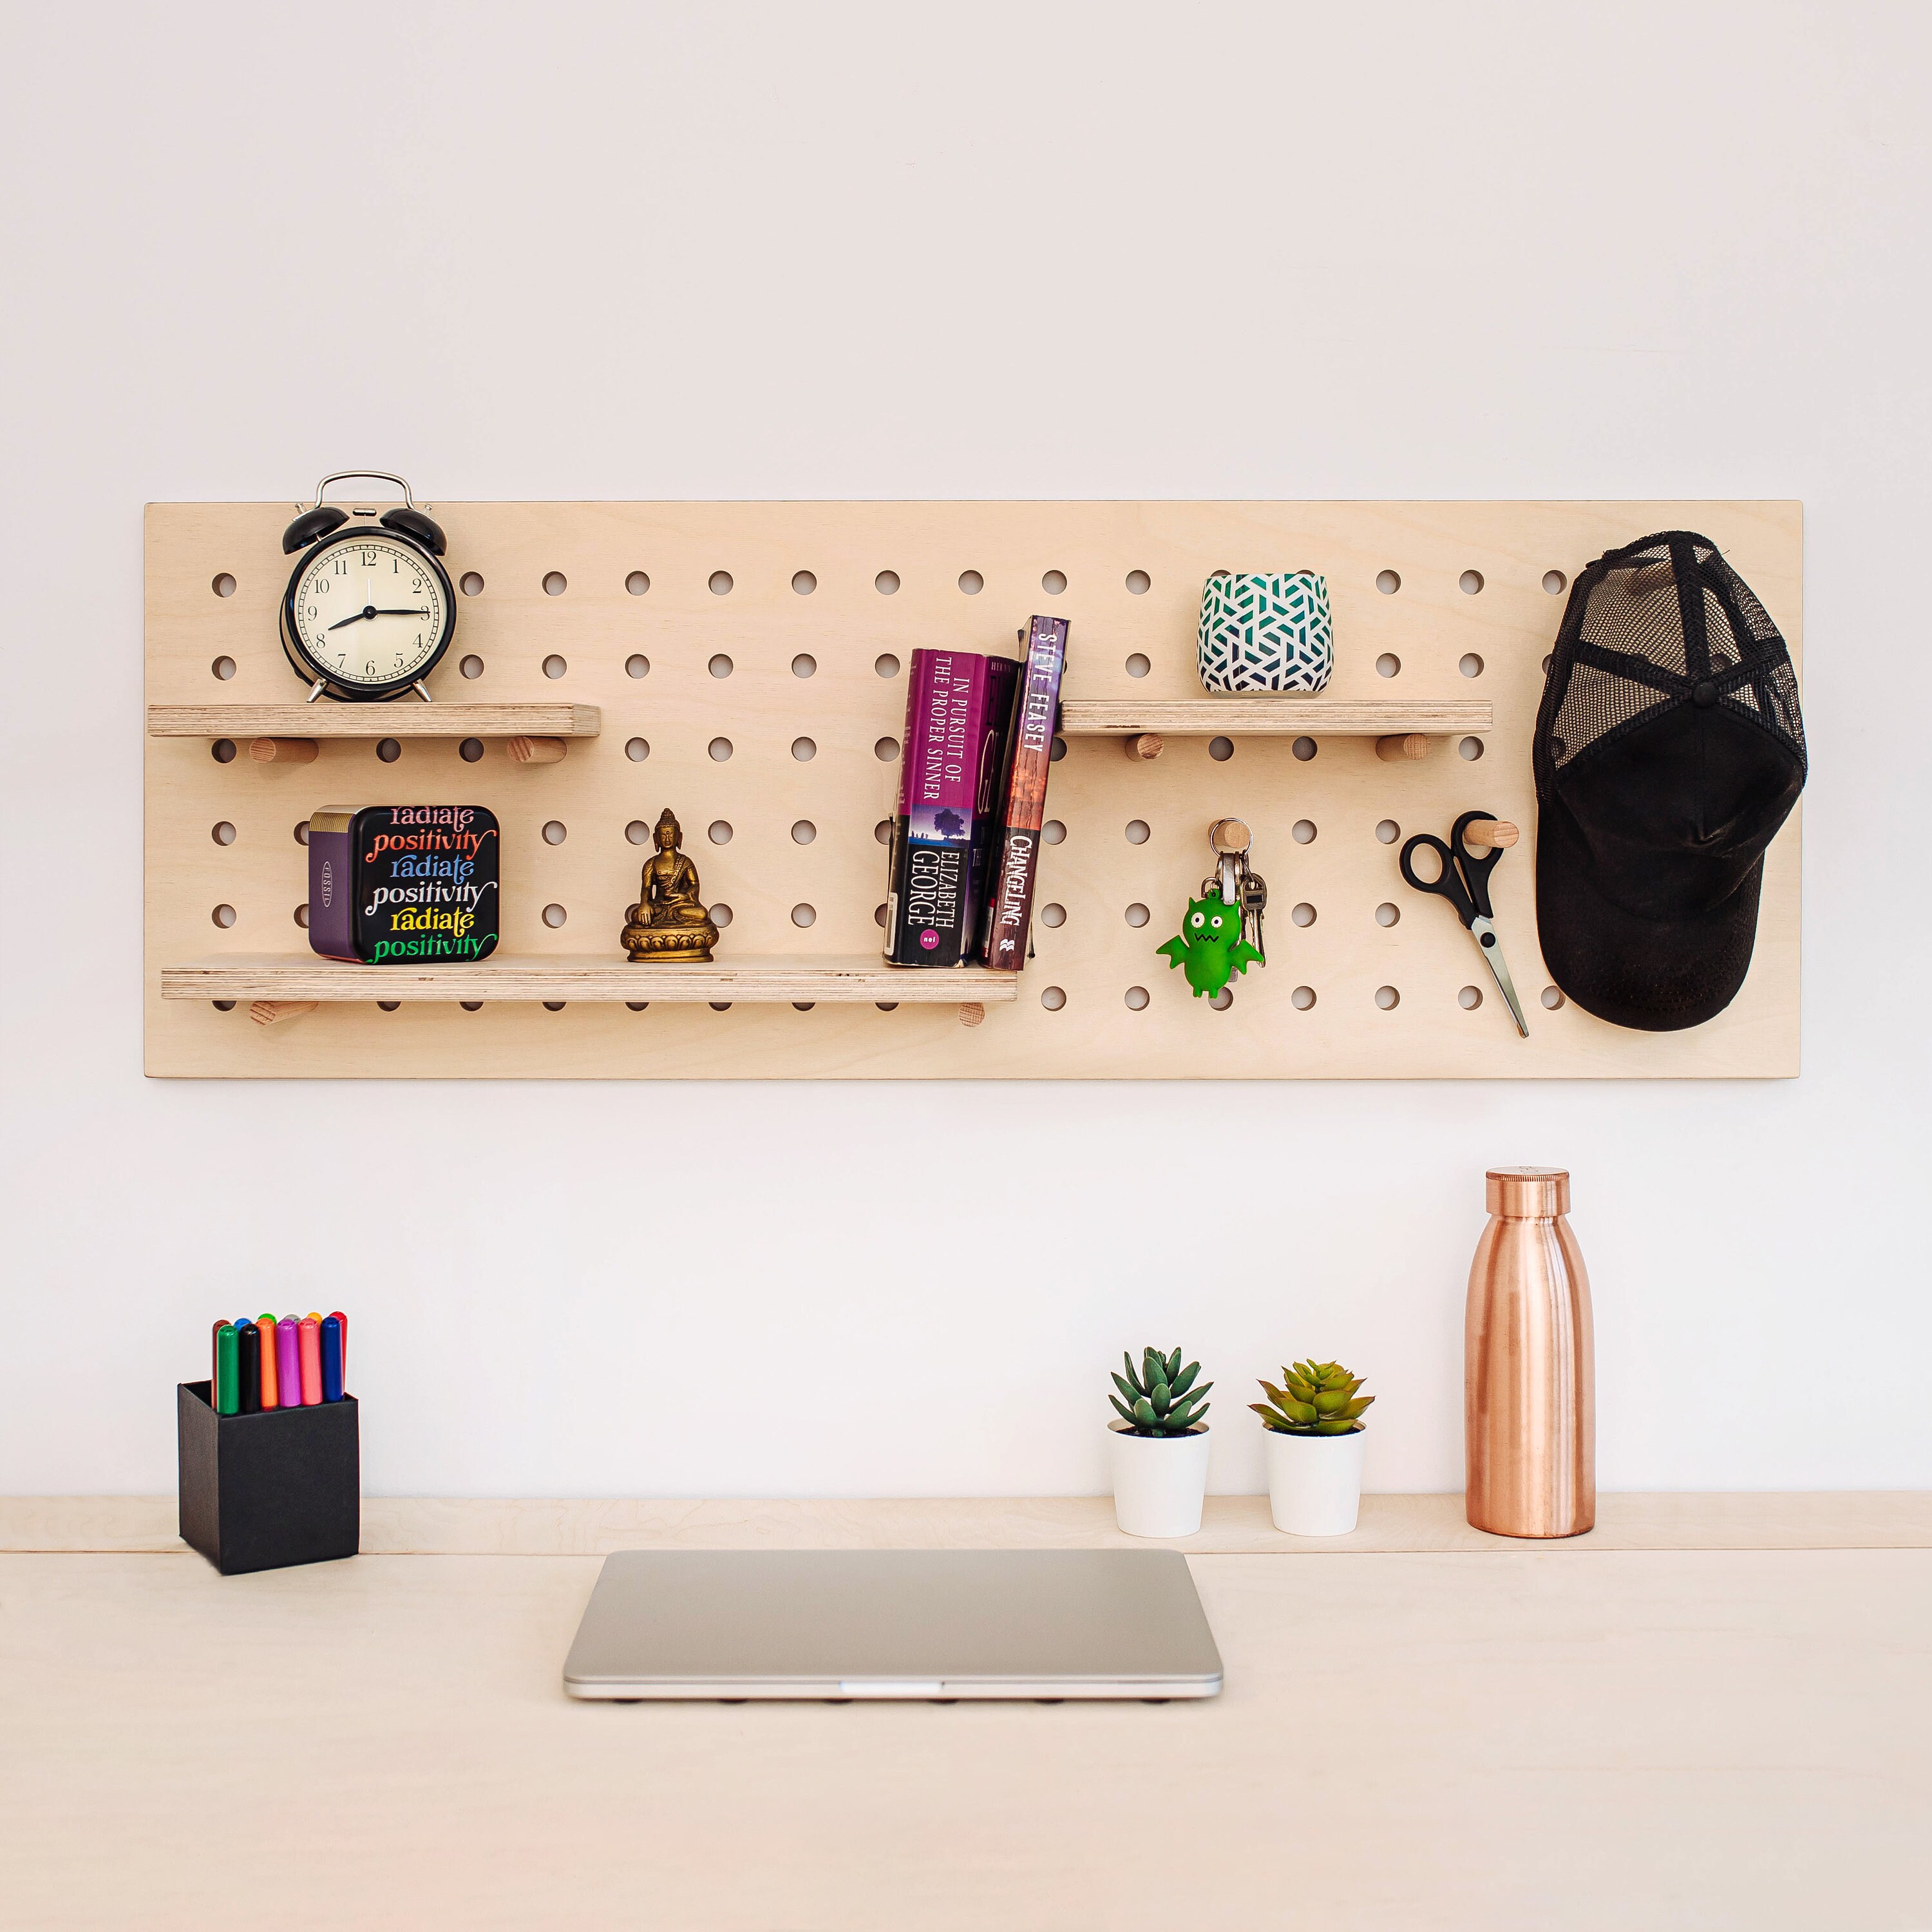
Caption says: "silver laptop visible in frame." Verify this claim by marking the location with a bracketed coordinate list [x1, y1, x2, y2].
[563, 1549, 1223, 1701]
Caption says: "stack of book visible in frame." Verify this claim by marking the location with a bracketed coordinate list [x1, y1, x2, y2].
[883, 616, 1070, 971]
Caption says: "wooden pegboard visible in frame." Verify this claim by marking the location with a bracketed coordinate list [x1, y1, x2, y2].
[144, 500, 1801, 1079]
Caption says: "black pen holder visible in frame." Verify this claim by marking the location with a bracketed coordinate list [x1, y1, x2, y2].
[177, 1381, 360, 1575]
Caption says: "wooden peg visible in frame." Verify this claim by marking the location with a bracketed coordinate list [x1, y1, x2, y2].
[1464, 819, 1519, 849]
[249, 1000, 317, 1027]
[958, 1002, 986, 1028]
[249, 737, 319, 765]
[1209, 818, 1251, 855]
[1124, 733, 1164, 761]
[1376, 734, 1429, 763]
[507, 736, 567, 765]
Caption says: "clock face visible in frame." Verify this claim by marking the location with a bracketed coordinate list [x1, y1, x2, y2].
[287, 532, 452, 692]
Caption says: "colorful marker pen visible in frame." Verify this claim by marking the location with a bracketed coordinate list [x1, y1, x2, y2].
[298, 1315, 323, 1406]
[329, 1311, 347, 1385]
[276, 1318, 300, 1408]
[212, 1319, 227, 1394]
[319, 1315, 344, 1403]
[236, 1321, 261, 1414]
[257, 1313, 279, 1409]
[214, 1323, 240, 1416]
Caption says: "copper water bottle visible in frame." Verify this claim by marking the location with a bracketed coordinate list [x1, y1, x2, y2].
[1466, 1167, 1595, 1537]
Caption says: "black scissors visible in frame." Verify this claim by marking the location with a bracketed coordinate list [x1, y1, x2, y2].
[1398, 811, 1530, 1037]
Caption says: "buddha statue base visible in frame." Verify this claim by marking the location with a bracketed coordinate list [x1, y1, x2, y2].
[621, 918, 717, 963]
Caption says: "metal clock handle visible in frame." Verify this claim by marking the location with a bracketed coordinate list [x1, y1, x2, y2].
[310, 471, 417, 509]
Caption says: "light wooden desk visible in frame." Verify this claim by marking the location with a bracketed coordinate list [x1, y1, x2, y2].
[4, 1497, 1929, 1932]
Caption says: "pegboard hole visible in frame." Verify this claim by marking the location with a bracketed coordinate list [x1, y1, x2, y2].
[293, 822, 309, 845]
[875, 653, 900, 678]
[626, 737, 650, 762]
[793, 1002, 815, 1012]
[1460, 570, 1485, 595]
[1542, 985, 1566, 1010]
[542, 820, 567, 846]
[1292, 736, 1317, 761]
[1209, 989, 1234, 1012]
[1042, 570, 1067, 595]
[713, 905, 734, 928]
[709, 737, 734, 762]
[211, 822, 236, 846]
[1376, 902, 1401, 927]
[211, 656, 236, 681]
[1039, 903, 1066, 929]
[1544, 571, 1567, 595]
[1041, 986, 1066, 1011]
[792, 571, 816, 595]
[625, 820, 650, 844]
[1543, 656, 1555, 674]
[213, 1000, 236, 1012]
[462, 1001, 484, 1012]
[1124, 820, 1151, 845]
[792, 654, 817, 679]
[874, 737, 899, 762]
[543, 655, 567, 679]
[460, 655, 484, 679]
[459, 739, 484, 762]
[1292, 819, 1317, 844]
[1376, 569, 1401, 594]
[460, 573, 484, 596]
[708, 654, 734, 679]
[958, 570, 983, 595]
[1050, 735, 1067, 762]
[543, 572, 567, 597]
[1126, 570, 1151, 594]
[294, 904, 309, 928]
[1375, 985, 1400, 1010]
[1043, 820, 1066, 844]
[875, 1001, 898, 1012]
[1292, 985, 1317, 1011]
[1208, 736, 1234, 761]
[1125, 653, 1151, 679]
[542, 904, 567, 929]
[793, 737, 817, 762]
[791, 904, 817, 928]
[709, 571, 734, 596]
[708, 821, 732, 845]
[626, 1001, 648, 1012]
[1376, 819, 1400, 844]
[543, 1002, 566, 1012]
[712, 1001, 734, 1011]
[1459, 985, 1484, 1010]
[212, 739, 236, 763]
[1460, 654, 1484, 678]
[1124, 985, 1150, 1010]
[626, 571, 650, 596]
[377, 1000, 401, 1013]
[791, 820, 816, 845]
[1291, 902, 1316, 928]
[874, 819, 891, 846]
[377, 738, 401, 762]
[1458, 736, 1485, 761]
[875, 904, 888, 927]
[212, 904, 236, 929]
[1125, 904, 1151, 928]
[875, 570, 900, 595]
[626, 654, 650, 679]
[1376, 653, 1401, 679]
[212, 573, 236, 598]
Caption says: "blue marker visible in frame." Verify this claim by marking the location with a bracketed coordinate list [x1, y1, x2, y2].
[320, 1314, 345, 1402]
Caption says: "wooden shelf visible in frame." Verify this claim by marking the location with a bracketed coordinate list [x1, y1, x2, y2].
[147, 703, 601, 739]
[160, 954, 1019, 1007]
[1057, 697, 1492, 736]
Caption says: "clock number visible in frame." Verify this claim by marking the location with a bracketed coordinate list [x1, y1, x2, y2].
[333, 556, 348, 574]
[361, 549, 378, 567]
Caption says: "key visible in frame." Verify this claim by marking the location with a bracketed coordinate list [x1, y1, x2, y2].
[1241, 864, 1269, 963]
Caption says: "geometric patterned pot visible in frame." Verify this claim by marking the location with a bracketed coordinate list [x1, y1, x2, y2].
[1197, 571, 1333, 693]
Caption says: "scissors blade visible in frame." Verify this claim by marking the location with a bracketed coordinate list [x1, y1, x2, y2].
[1469, 917, 1530, 1038]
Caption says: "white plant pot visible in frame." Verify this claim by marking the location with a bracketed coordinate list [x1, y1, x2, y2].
[1109, 1423, 1211, 1538]
[1264, 1427, 1367, 1536]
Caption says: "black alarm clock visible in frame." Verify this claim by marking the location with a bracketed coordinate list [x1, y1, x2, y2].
[280, 472, 457, 702]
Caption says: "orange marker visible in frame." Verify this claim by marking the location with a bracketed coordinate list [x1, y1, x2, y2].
[257, 1312, 279, 1408]
[298, 1315, 323, 1405]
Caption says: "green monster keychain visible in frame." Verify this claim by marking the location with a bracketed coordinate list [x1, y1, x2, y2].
[1157, 819, 1267, 999]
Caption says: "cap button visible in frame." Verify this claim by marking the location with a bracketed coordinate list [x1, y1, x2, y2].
[1694, 679, 1718, 707]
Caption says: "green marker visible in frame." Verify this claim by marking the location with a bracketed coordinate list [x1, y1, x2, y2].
[214, 1323, 240, 1416]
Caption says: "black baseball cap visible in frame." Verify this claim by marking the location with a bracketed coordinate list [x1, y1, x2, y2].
[1533, 531, 1805, 1032]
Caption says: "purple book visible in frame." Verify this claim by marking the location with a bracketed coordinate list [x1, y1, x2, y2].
[307, 808, 359, 961]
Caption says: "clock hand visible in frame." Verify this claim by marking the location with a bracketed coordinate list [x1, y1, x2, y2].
[369, 608, 432, 617]
[327, 606, 378, 632]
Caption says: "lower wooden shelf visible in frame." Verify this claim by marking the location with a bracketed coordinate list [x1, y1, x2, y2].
[147, 703, 601, 739]
[160, 954, 1018, 1010]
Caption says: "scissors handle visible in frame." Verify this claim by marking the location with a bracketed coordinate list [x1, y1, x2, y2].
[1398, 833, 1478, 928]
[1448, 811, 1504, 920]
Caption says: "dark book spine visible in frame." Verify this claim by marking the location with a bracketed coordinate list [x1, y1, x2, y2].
[965, 653, 1019, 945]
[307, 822, 357, 960]
[884, 650, 985, 966]
[978, 616, 1069, 971]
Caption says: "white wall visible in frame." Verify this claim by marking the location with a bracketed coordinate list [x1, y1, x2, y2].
[3, 1, 1927, 1499]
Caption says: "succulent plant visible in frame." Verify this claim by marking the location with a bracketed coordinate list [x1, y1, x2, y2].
[1110, 1346, 1212, 1437]
[1251, 1359, 1374, 1436]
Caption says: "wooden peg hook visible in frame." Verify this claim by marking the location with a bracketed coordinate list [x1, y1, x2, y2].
[249, 737, 319, 765]
[958, 1002, 986, 1028]
[1376, 734, 1429, 763]
[507, 737, 567, 765]
[249, 1000, 318, 1027]
[1124, 733, 1164, 761]
[1464, 820, 1519, 849]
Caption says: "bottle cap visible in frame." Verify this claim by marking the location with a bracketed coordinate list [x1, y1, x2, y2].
[1486, 1166, 1570, 1217]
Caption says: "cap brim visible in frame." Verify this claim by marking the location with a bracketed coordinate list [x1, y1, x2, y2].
[1535, 796, 1764, 1032]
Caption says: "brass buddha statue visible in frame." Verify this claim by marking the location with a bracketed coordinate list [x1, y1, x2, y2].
[621, 808, 720, 962]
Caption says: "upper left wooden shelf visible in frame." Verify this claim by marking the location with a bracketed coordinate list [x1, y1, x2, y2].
[147, 703, 601, 739]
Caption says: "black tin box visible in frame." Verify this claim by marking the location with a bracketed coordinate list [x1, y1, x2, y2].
[177, 1381, 360, 1575]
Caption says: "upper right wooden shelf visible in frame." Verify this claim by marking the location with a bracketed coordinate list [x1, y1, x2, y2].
[1058, 697, 1492, 735]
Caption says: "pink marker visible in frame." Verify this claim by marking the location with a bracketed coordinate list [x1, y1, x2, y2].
[298, 1316, 323, 1406]
[276, 1318, 300, 1408]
